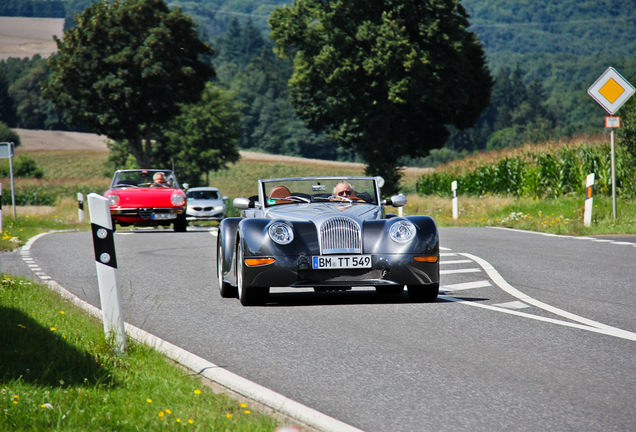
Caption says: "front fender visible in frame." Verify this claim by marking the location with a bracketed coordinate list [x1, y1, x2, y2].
[238, 219, 319, 257]
[363, 215, 438, 255]
[218, 217, 241, 283]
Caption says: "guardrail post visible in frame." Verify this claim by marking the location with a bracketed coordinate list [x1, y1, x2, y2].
[88, 193, 126, 353]
[584, 173, 595, 227]
[77, 192, 84, 222]
[0, 183, 3, 233]
[451, 180, 458, 220]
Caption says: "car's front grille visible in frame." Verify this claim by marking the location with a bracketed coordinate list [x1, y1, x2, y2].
[319, 217, 362, 254]
[138, 208, 153, 219]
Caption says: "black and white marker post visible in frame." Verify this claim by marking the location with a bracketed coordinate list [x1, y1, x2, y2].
[451, 180, 458, 220]
[584, 173, 595, 227]
[77, 192, 84, 222]
[88, 193, 126, 353]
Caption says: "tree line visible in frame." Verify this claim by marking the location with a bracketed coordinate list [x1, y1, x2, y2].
[2, 0, 636, 193]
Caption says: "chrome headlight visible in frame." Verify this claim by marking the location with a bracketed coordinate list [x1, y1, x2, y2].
[106, 194, 120, 206]
[268, 222, 294, 245]
[389, 220, 416, 243]
[171, 191, 186, 206]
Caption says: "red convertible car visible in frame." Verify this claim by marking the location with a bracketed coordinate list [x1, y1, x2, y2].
[104, 169, 188, 232]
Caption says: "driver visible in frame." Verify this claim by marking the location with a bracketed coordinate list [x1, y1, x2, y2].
[151, 172, 169, 188]
[332, 181, 359, 200]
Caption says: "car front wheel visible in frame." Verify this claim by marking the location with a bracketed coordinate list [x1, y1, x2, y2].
[236, 240, 269, 306]
[173, 214, 187, 232]
[407, 283, 439, 303]
[217, 234, 237, 298]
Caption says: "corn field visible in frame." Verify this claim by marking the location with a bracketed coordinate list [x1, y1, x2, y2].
[416, 143, 636, 199]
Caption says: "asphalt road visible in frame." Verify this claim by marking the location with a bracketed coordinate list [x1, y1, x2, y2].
[2, 226, 636, 432]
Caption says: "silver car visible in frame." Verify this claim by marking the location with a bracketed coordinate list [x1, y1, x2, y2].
[185, 187, 228, 221]
[217, 176, 440, 306]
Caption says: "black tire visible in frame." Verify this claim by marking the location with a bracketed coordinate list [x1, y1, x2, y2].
[236, 241, 269, 306]
[407, 283, 439, 303]
[376, 285, 404, 295]
[173, 214, 187, 232]
[217, 234, 237, 298]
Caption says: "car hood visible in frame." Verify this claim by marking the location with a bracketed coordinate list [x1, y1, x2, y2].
[264, 202, 383, 223]
[187, 198, 224, 207]
[107, 188, 183, 207]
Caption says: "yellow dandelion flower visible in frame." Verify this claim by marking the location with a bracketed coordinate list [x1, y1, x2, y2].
[240, 403, 247, 408]
[188, 419, 194, 424]
[60, 311, 65, 315]
[158, 411, 165, 418]
[13, 401, 18, 405]
[50, 327, 56, 331]
[13, 395, 19, 399]
[165, 409, 172, 414]
[176, 418, 181, 423]
[194, 389, 201, 395]
[244, 410, 251, 414]
[226, 414, 233, 419]
[147, 398, 152, 403]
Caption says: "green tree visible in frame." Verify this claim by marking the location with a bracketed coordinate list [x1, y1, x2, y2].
[42, 0, 215, 168]
[270, 0, 492, 194]
[156, 83, 242, 186]
[616, 93, 636, 166]
[0, 72, 17, 127]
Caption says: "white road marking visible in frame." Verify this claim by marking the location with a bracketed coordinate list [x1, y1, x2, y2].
[494, 301, 530, 310]
[441, 280, 491, 291]
[490, 226, 636, 247]
[458, 252, 636, 342]
[441, 268, 481, 275]
[440, 259, 473, 265]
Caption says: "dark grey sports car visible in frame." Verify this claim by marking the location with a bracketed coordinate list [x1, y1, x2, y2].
[217, 176, 439, 306]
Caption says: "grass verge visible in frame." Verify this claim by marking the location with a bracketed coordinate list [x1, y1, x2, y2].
[0, 273, 281, 431]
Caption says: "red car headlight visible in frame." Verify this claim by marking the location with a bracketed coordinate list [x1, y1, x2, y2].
[171, 191, 186, 206]
[106, 193, 120, 206]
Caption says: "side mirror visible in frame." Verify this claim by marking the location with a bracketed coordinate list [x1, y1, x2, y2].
[382, 194, 407, 207]
[182, 183, 189, 190]
[233, 197, 252, 209]
[222, 195, 229, 201]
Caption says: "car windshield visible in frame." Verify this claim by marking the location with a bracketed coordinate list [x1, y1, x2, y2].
[262, 178, 378, 207]
[187, 190, 220, 200]
[111, 170, 179, 188]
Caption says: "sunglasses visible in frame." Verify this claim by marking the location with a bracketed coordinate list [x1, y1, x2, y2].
[337, 190, 353, 196]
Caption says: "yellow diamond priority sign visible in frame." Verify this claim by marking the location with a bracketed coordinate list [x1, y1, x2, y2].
[588, 67, 635, 114]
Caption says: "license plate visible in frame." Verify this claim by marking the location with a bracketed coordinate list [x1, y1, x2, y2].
[152, 213, 176, 220]
[312, 255, 371, 269]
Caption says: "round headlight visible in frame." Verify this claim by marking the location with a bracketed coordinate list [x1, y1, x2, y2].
[268, 222, 294, 245]
[106, 194, 120, 206]
[389, 220, 416, 243]
[171, 191, 186, 206]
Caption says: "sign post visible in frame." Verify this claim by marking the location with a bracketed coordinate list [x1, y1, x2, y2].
[587, 67, 635, 222]
[0, 143, 16, 219]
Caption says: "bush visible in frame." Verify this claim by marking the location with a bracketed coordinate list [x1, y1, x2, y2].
[0, 153, 44, 178]
[0, 121, 20, 146]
